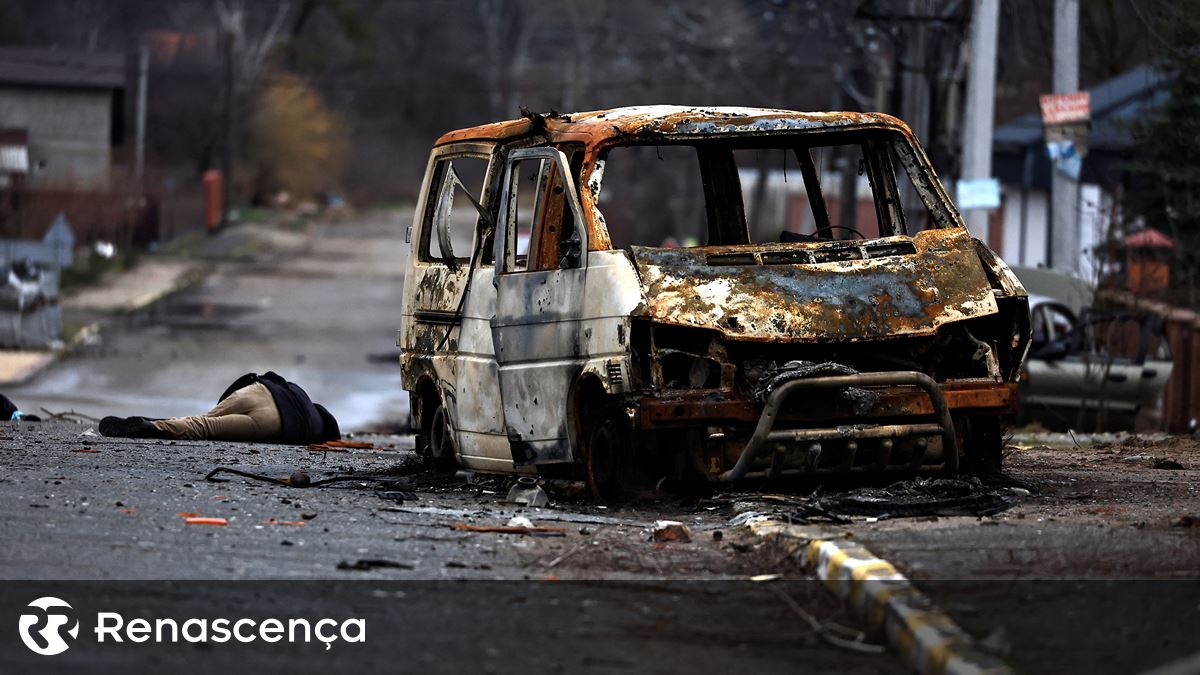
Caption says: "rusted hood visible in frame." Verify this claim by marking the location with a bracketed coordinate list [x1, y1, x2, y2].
[629, 228, 998, 342]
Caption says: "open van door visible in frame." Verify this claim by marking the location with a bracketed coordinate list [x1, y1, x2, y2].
[490, 147, 590, 466]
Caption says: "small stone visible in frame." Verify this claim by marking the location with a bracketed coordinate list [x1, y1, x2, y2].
[653, 520, 692, 543]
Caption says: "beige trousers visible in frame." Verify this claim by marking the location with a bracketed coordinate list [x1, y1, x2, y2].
[153, 382, 282, 441]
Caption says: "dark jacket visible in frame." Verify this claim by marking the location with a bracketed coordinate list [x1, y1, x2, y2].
[218, 372, 340, 444]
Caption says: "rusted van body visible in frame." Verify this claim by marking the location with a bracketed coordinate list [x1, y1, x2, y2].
[400, 106, 1030, 496]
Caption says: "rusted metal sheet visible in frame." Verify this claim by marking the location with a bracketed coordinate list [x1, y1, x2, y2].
[630, 227, 998, 342]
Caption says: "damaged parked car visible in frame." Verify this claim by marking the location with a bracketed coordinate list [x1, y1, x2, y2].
[399, 106, 1031, 498]
[1018, 296, 1172, 432]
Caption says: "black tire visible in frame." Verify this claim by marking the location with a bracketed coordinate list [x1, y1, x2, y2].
[426, 403, 458, 472]
[583, 409, 635, 502]
[962, 415, 1004, 474]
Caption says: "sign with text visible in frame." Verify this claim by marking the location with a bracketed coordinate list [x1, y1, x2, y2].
[1040, 91, 1091, 125]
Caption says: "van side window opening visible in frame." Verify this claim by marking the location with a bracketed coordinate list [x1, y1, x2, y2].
[503, 157, 550, 272]
[420, 155, 489, 264]
[596, 133, 942, 250]
[501, 150, 585, 273]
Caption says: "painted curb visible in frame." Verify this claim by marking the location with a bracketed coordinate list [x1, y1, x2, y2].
[748, 518, 1013, 675]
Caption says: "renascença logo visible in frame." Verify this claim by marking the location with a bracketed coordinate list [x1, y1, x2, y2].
[18, 597, 79, 656]
[16, 597, 365, 654]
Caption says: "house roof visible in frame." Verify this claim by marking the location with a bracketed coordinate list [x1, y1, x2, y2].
[435, 106, 912, 147]
[1124, 227, 1175, 249]
[994, 64, 1171, 152]
[0, 47, 125, 90]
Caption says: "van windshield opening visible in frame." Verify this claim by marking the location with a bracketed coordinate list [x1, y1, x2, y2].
[594, 132, 945, 250]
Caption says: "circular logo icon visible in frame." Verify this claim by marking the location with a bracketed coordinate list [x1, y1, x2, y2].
[18, 597, 79, 656]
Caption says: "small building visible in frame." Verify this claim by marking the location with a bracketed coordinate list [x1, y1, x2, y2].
[0, 47, 126, 190]
[1121, 226, 1174, 295]
[990, 65, 1171, 281]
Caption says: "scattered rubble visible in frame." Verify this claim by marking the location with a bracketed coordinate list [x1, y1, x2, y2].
[506, 477, 549, 507]
[452, 522, 566, 537]
[653, 520, 692, 542]
[184, 517, 227, 526]
[788, 478, 1024, 522]
[337, 558, 414, 571]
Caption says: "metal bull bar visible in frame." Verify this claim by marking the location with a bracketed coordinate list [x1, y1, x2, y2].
[716, 371, 960, 482]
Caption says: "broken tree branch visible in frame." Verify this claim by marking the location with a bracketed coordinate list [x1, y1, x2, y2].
[774, 588, 886, 654]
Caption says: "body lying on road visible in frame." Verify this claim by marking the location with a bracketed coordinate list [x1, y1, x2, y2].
[99, 371, 340, 444]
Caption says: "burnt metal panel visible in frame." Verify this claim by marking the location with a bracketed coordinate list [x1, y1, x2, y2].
[630, 228, 999, 342]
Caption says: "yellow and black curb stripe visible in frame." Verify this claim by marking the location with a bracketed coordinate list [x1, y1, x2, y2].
[747, 519, 1013, 675]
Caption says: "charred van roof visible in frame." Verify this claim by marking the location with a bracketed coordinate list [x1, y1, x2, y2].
[434, 105, 913, 147]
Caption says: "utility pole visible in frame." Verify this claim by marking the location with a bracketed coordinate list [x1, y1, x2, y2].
[959, 0, 1000, 240]
[134, 42, 149, 182]
[1050, 0, 1080, 272]
[901, 0, 931, 151]
[221, 27, 236, 230]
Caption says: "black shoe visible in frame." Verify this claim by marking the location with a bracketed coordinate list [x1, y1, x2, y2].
[99, 416, 161, 438]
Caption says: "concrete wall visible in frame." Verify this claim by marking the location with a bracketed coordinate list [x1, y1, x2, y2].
[0, 84, 114, 188]
[999, 185, 1049, 268]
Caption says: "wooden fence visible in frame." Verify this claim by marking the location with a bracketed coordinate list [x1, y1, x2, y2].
[1099, 289, 1200, 433]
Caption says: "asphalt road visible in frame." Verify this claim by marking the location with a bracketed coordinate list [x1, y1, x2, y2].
[2, 216, 1197, 673]
[9, 217, 412, 432]
[0, 422, 899, 674]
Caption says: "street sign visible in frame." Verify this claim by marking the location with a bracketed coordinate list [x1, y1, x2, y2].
[1039, 91, 1091, 125]
[956, 178, 1002, 210]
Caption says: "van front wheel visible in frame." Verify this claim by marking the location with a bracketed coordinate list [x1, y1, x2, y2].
[583, 410, 631, 502]
[427, 404, 458, 472]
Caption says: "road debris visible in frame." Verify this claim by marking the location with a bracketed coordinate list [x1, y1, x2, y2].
[774, 588, 886, 655]
[506, 477, 549, 507]
[653, 520, 692, 542]
[72, 448, 101, 453]
[205, 466, 416, 489]
[452, 523, 566, 537]
[337, 558, 414, 571]
[788, 478, 1024, 522]
[184, 517, 227, 526]
[322, 440, 374, 449]
[507, 515, 534, 528]
[1172, 515, 1197, 528]
[375, 490, 417, 502]
[1153, 457, 1185, 470]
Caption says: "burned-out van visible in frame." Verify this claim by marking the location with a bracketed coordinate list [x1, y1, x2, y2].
[399, 106, 1030, 498]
